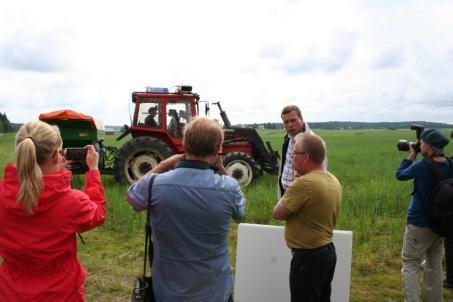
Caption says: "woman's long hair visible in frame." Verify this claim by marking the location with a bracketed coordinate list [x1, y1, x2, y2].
[15, 121, 62, 213]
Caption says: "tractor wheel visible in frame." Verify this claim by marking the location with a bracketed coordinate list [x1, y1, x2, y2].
[114, 137, 174, 184]
[223, 152, 259, 186]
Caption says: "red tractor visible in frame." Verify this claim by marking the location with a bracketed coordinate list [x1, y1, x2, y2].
[114, 86, 279, 186]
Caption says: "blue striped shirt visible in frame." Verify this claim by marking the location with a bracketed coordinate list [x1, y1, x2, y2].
[128, 160, 245, 302]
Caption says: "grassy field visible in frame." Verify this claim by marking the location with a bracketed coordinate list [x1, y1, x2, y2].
[1, 128, 453, 301]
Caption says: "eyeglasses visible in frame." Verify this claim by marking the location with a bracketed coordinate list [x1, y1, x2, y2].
[293, 151, 306, 155]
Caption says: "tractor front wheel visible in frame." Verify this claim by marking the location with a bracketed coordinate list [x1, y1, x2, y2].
[114, 137, 174, 184]
[223, 152, 259, 186]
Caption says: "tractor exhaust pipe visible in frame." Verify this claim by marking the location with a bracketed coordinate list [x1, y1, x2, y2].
[212, 102, 231, 128]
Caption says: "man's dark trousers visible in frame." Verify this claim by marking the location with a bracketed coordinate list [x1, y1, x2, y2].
[445, 236, 453, 283]
[289, 242, 337, 302]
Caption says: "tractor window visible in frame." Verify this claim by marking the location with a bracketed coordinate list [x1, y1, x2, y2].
[167, 101, 192, 138]
[137, 99, 161, 128]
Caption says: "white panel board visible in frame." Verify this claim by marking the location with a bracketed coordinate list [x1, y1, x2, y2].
[234, 223, 353, 302]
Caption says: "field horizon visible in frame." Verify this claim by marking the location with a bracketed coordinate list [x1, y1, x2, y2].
[5, 119, 453, 133]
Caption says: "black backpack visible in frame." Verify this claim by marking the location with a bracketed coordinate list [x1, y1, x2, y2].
[422, 157, 453, 237]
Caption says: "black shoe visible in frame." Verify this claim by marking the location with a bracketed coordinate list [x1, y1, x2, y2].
[443, 278, 453, 289]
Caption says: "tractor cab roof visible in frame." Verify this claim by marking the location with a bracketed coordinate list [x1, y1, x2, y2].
[132, 86, 200, 102]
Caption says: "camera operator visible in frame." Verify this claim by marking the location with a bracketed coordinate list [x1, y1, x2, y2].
[127, 117, 245, 302]
[396, 128, 450, 301]
[0, 121, 106, 301]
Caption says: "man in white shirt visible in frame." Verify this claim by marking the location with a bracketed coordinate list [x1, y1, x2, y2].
[278, 105, 311, 197]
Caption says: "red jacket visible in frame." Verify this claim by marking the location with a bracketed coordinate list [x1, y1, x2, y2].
[0, 164, 106, 301]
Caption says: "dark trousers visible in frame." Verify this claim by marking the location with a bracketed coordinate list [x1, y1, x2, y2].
[289, 242, 337, 302]
[446, 236, 453, 281]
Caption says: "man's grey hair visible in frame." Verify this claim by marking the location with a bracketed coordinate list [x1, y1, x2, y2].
[183, 117, 224, 157]
[294, 132, 326, 164]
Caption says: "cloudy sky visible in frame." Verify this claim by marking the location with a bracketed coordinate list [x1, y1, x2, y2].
[1, 0, 453, 126]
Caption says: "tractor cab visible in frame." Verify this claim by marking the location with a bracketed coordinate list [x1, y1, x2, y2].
[124, 86, 198, 153]
[114, 86, 199, 184]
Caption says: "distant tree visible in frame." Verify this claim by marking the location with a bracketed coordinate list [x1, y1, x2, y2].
[5, 114, 11, 132]
[0, 113, 12, 133]
[0, 113, 5, 133]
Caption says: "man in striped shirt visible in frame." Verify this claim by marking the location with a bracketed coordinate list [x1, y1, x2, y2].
[278, 105, 311, 198]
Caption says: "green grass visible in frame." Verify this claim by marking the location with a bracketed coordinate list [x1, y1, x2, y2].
[2, 129, 453, 301]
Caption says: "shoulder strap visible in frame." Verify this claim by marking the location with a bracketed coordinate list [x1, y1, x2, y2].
[142, 174, 157, 278]
[448, 158, 453, 176]
[423, 158, 447, 182]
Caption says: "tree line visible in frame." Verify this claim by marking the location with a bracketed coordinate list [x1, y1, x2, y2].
[2, 114, 452, 133]
[0, 113, 12, 133]
[236, 121, 453, 130]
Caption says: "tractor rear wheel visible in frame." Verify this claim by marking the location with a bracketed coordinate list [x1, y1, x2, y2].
[223, 152, 259, 186]
[114, 137, 174, 184]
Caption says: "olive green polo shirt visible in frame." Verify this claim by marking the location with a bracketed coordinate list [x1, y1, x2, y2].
[282, 171, 342, 249]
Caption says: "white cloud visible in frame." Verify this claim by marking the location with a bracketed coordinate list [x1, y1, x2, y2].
[0, 30, 66, 72]
[370, 47, 404, 69]
[1, 0, 453, 125]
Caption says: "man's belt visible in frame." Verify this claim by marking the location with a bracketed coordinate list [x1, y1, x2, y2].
[291, 242, 334, 255]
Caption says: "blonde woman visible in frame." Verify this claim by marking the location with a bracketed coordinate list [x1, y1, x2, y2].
[0, 121, 106, 301]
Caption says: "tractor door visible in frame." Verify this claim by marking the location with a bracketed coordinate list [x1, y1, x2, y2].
[165, 100, 193, 139]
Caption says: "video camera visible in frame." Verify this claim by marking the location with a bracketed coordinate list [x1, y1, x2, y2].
[397, 124, 425, 153]
[65, 147, 88, 161]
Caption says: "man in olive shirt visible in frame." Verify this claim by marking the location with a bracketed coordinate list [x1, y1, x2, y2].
[272, 132, 342, 302]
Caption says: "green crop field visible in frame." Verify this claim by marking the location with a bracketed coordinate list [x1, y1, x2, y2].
[1, 129, 453, 301]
